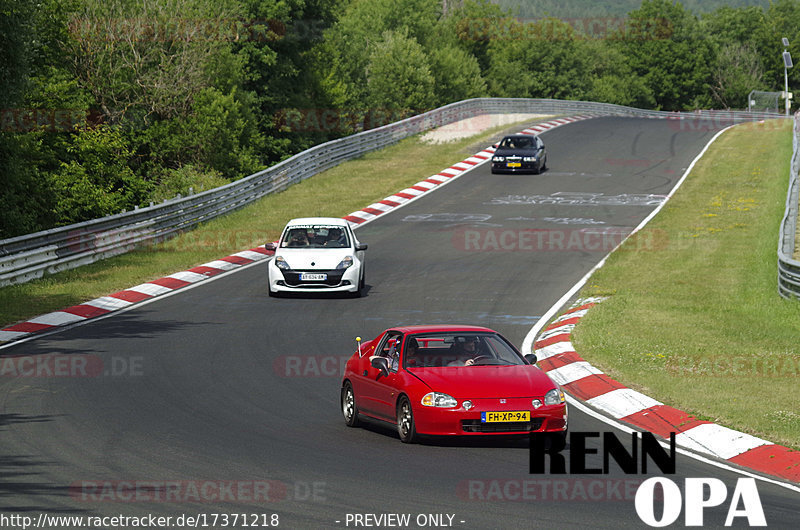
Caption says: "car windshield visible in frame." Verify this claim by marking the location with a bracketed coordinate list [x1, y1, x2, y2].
[403, 332, 526, 368]
[281, 225, 350, 248]
[499, 137, 534, 149]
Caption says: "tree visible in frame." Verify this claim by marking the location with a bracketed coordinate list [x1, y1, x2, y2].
[583, 39, 655, 108]
[51, 125, 151, 224]
[69, 0, 245, 125]
[761, 0, 800, 97]
[710, 42, 763, 109]
[316, 0, 442, 108]
[427, 45, 486, 104]
[486, 18, 592, 99]
[366, 30, 437, 111]
[613, 0, 714, 110]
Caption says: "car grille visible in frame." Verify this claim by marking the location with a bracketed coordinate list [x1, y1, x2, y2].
[461, 418, 544, 433]
[281, 269, 345, 287]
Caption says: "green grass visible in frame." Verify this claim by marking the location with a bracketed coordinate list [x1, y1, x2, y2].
[573, 119, 800, 448]
[0, 117, 547, 330]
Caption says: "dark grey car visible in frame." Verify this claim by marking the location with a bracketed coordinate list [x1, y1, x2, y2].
[490, 134, 547, 174]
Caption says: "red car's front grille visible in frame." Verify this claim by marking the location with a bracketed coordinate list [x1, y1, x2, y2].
[461, 418, 544, 433]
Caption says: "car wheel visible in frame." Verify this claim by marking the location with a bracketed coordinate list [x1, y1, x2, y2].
[397, 396, 417, 443]
[342, 382, 360, 427]
[541, 156, 547, 172]
[533, 161, 541, 175]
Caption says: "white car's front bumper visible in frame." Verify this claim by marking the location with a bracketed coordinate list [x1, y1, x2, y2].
[267, 260, 362, 293]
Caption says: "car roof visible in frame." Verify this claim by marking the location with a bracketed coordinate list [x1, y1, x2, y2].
[502, 134, 537, 140]
[387, 325, 498, 334]
[284, 217, 349, 227]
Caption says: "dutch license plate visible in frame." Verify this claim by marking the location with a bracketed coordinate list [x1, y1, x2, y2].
[481, 411, 530, 423]
[507, 162, 522, 168]
[300, 273, 327, 281]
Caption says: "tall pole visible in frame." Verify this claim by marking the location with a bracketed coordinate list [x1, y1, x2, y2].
[783, 38, 793, 117]
[787, 65, 791, 117]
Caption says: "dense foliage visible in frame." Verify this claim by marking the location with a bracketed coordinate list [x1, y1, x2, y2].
[1, 0, 798, 238]
[494, 0, 770, 18]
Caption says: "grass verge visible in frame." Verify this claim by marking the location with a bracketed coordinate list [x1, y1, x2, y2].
[0, 116, 550, 329]
[573, 119, 800, 448]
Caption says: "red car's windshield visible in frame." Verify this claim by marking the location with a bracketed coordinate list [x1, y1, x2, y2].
[403, 332, 525, 368]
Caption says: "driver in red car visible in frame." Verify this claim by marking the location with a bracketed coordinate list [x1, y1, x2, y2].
[448, 336, 481, 366]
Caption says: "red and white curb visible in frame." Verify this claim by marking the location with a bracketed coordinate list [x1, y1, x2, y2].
[342, 115, 597, 226]
[535, 298, 800, 484]
[0, 248, 272, 343]
[0, 114, 595, 344]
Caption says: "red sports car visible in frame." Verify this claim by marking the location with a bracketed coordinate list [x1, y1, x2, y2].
[340, 325, 568, 443]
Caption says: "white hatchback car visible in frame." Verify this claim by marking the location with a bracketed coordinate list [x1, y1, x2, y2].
[266, 218, 367, 297]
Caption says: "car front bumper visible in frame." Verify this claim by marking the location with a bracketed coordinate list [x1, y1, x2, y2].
[269, 263, 361, 293]
[491, 162, 540, 173]
[412, 397, 567, 436]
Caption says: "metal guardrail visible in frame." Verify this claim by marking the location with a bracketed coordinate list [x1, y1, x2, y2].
[0, 98, 786, 287]
[778, 112, 800, 299]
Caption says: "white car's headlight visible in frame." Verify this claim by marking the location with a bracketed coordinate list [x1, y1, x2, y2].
[544, 388, 565, 406]
[274, 256, 290, 270]
[523, 156, 536, 162]
[492, 156, 505, 162]
[421, 392, 457, 408]
[336, 256, 354, 269]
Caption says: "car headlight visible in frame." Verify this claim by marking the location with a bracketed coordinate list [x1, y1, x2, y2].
[336, 256, 354, 269]
[492, 156, 505, 162]
[544, 388, 566, 406]
[421, 392, 457, 408]
[523, 156, 536, 162]
[274, 256, 290, 270]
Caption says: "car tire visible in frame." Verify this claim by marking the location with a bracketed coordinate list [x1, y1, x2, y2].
[267, 271, 277, 297]
[342, 382, 360, 427]
[397, 396, 417, 443]
[541, 157, 547, 172]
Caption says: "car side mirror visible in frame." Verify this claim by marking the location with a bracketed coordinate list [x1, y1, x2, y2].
[525, 354, 538, 365]
[492, 144, 498, 149]
[371, 356, 389, 376]
[265, 242, 277, 252]
[356, 243, 368, 251]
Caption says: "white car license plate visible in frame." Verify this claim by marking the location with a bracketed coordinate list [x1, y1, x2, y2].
[300, 273, 327, 281]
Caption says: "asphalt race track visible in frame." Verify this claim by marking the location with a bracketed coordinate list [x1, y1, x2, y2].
[1, 117, 798, 528]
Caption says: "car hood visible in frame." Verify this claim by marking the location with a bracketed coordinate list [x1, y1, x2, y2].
[408, 365, 557, 399]
[494, 147, 538, 156]
[275, 248, 353, 269]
